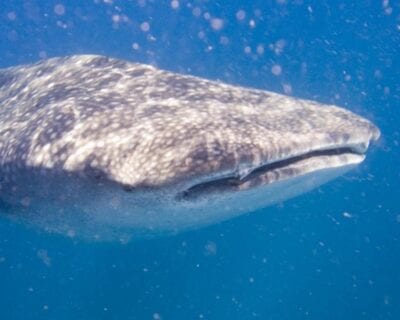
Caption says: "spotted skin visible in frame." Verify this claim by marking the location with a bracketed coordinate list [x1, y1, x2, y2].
[0, 55, 380, 239]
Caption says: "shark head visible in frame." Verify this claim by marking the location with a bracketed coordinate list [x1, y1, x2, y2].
[0, 55, 380, 241]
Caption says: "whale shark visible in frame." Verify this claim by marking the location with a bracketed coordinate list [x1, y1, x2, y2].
[0, 55, 380, 240]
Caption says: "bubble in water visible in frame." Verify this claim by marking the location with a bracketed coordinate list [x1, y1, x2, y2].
[192, 7, 201, 17]
[7, 12, 17, 21]
[236, 10, 246, 21]
[343, 211, 353, 218]
[210, 18, 224, 31]
[271, 64, 282, 76]
[37, 249, 51, 267]
[153, 313, 161, 320]
[170, 0, 179, 9]
[140, 21, 150, 32]
[204, 241, 217, 256]
[54, 4, 65, 16]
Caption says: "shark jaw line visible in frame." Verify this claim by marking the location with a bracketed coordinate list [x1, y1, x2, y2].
[176, 143, 368, 201]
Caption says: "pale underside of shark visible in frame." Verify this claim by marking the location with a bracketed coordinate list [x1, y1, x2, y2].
[0, 55, 380, 241]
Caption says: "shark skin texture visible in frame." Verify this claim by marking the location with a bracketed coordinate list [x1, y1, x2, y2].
[0, 55, 380, 241]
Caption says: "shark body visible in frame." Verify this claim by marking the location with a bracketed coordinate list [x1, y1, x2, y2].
[0, 55, 380, 240]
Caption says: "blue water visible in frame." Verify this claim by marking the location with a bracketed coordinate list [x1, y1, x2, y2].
[0, 1, 399, 319]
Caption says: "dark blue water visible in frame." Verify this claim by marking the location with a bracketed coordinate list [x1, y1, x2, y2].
[0, 1, 399, 319]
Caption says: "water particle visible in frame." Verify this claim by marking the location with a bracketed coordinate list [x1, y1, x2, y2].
[112, 14, 120, 23]
[210, 18, 224, 31]
[256, 44, 264, 55]
[343, 211, 352, 218]
[220, 36, 229, 45]
[192, 7, 201, 17]
[383, 86, 390, 95]
[384, 7, 393, 15]
[236, 10, 246, 21]
[67, 229, 76, 238]
[153, 313, 161, 320]
[37, 249, 52, 267]
[396, 214, 400, 223]
[204, 241, 217, 256]
[54, 4, 65, 16]
[39, 51, 47, 59]
[20, 197, 31, 207]
[170, 0, 179, 9]
[271, 64, 282, 76]
[283, 83, 292, 94]
[7, 12, 17, 21]
[249, 19, 256, 28]
[140, 21, 150, 32]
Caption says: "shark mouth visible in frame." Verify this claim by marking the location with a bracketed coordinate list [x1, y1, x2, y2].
[176, 144, 369, 201]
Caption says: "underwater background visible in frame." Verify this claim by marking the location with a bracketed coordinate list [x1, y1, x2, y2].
[0, 1, 399, 319]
